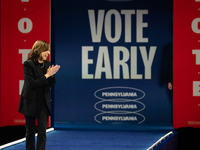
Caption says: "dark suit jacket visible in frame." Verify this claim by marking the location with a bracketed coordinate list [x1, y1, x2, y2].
[18, 60, 55, 117]
[167, 54, 173, 84]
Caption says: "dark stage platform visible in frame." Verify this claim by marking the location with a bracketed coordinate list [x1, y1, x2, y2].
[1, 125, 178, 150]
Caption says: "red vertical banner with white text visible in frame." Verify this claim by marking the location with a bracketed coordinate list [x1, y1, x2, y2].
[0, 0, 50, 127]
[173, 0, 200, 128]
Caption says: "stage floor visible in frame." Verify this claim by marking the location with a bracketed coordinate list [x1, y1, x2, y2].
[2, 126, 174, 150]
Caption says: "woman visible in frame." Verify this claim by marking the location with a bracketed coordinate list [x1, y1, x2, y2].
[18, 40, 60, 150]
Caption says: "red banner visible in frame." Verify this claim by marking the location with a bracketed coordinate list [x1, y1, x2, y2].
[0, 0, 50, 127]
[173, 0, 200, 128]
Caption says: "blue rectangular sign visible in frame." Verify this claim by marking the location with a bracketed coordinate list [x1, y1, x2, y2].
[52, 0, 173, 127]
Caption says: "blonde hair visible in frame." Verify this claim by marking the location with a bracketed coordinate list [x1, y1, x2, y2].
[28, 40, 49, 62]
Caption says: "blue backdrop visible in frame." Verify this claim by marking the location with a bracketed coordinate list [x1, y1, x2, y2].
[51, 0, 173, 128]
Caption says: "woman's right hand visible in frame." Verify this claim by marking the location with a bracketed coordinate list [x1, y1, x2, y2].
[168, 82, 172, 90]
[45, 65, 60, 78]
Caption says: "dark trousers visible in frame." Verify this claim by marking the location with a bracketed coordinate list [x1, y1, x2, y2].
[24, 107, 49, 150]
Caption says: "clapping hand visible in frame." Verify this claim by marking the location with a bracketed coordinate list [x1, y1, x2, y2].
[45, 65, 60, 78]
